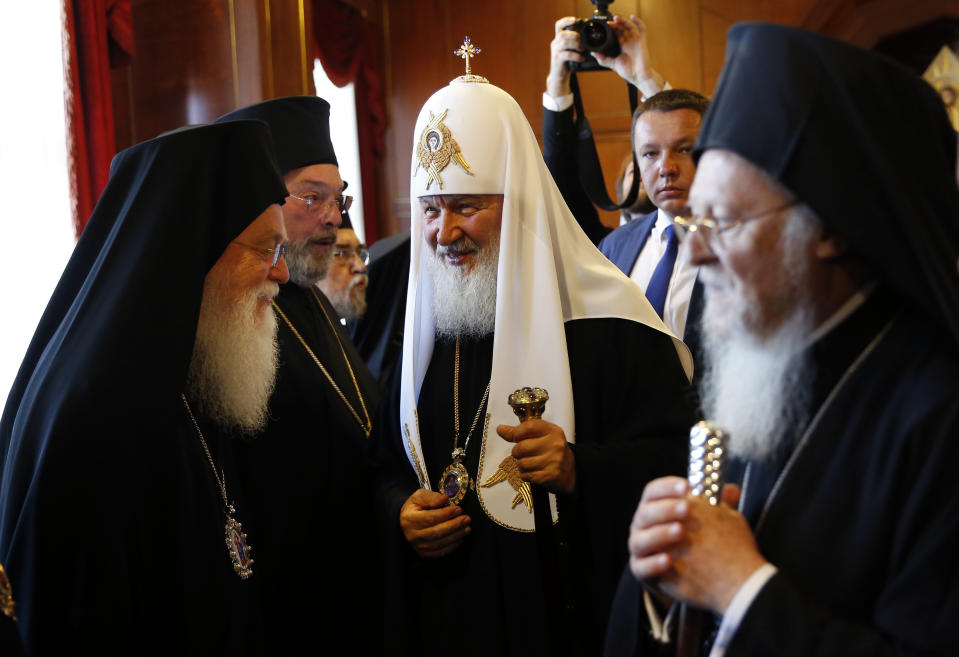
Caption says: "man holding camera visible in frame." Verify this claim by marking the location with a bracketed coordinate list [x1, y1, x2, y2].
[543, 14, 664, 244]
[543, 15, 706, 369]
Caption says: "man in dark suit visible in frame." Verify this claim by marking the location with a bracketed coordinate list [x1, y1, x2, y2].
[541, 16, 706, 368]
[542, 14, 665, 245]
[597, 90, 709, 363]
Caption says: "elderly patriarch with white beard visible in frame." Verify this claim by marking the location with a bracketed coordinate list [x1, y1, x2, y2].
[423, 229, 499, 338]
[696, 199, 821, 463]
[606, 23, 959, 657]
[372, 66, 698, 657]
[0, 121, 290, 655]
[186, 260, 281, 434]
[214, 97, 382, 655]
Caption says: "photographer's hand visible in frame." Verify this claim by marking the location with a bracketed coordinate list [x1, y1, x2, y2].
[546, 17, 585, 100]
[594, 15, 665, 98]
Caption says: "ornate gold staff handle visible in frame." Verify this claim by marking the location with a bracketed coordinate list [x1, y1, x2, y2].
[506, 387, 552, 520]
[504, 387, 570, 653]
[507, 387, 549, 423]
[480, 387, 552, 512]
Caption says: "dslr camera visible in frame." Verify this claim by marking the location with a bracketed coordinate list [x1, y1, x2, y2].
[565, 0, 620, 71]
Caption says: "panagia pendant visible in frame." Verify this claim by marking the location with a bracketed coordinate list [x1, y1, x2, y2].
[440, 455, 470, 506]
[224, 507, 253, 579]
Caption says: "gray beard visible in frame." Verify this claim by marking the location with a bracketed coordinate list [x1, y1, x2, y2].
[424, 235, 498, 339]
[185, 277, 280, 435]
[286, 240, 332, 287]
[326, 276, 368, 321]
[698, 211, 818, 462]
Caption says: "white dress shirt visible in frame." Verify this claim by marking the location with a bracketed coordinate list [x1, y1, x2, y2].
[629, 210, 698, 338]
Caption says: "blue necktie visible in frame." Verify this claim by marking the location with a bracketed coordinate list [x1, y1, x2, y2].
[645, 224, 678, 319]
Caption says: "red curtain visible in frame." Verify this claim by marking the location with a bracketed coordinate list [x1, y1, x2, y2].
[62, 0, 134, 237]
[311, 0, 386, 243]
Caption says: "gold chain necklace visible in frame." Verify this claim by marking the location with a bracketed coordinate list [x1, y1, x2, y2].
[439, 334, 491, 505]
[271, 289, 372, 438]
[181, 394, 254, 579]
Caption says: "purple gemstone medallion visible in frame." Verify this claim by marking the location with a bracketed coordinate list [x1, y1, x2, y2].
[439, 460, 470, 505]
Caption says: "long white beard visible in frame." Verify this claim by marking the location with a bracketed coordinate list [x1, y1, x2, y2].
[424, 235, 499, 339]
[186, 278, 280, 435]
[699, 212, 818, 461]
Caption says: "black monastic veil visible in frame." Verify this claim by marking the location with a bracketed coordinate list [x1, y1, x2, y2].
[0, 120, 287, 654]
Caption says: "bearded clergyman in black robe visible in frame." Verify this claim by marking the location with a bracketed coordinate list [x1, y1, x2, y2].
[371, 59, 699, 656]
[607, 23, 959, 657]
[0, 121, 291, 654]
[216, 98, 381, 653]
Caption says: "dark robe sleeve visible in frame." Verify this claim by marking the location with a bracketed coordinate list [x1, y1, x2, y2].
[369, 364, 424, 654]
[348, 232, 410, 389]
[560, 318, 700, 647]
[727, 399, 959, 657]
[0, 612, 23, 657]
[543, 107, 613, 246]
[370, 363, 420, 524]
[6, 408, 264, 656]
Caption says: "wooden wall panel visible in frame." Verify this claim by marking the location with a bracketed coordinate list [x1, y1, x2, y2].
[382, 0, 649, 230]
[266, 0, 315, 97]
[111, 0, 312, 151]
[699, 0, 813, 95]
[803, 0, 959, 47]
[122, 0, 237, 143]
[640, 0, 703, 92]
[109, 0, 959, 237]
[233, 0, 268, 106]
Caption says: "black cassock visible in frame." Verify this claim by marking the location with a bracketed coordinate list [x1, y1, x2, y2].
[0, 121, 286, 655]
[605, 289, 959, 657]
[374, 317, 699, 656]
[348, 230, 411, 391]
[4, 400, 266, 655]
[234, 281, 382, 654]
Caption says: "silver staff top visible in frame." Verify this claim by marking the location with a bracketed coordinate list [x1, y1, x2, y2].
[687, 420, 729, 506]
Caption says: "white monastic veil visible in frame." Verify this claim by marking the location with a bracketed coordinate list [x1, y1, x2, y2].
[400, 78, 692, 531]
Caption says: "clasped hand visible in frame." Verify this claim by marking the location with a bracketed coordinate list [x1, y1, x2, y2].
[400, 489, 470, 559]
[497, 418, 576, 494]
[400, 420, 574, 559]
[627, 476, 768, 614]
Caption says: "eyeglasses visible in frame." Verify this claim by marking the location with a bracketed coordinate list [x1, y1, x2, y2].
[233, 241, 288, 267]
[287, 192, 354, 216]
[673, 199, 800, 252]
[332, 246, 370, 266]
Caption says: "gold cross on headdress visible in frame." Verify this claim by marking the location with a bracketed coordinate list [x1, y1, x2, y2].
[453, 37, 489, 83]
[454, 37, 481, 77]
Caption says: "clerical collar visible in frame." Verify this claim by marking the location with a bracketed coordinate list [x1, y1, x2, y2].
[807, 281, 878, 345]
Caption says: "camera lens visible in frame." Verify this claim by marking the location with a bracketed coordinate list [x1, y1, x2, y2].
[584, 20, 606, 48]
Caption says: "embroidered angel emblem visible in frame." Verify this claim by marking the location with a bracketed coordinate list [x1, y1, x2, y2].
[414, 108, 474, 190]
[481, 456, 532, 512]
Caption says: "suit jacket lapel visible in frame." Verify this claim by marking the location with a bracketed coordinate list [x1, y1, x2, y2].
[615, 211, 657, 275]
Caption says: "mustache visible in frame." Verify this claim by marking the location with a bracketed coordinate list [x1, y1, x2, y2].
[258, 281, 280, 300]
[435, 236, 478, 256]
[349, 274, 368, 289]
